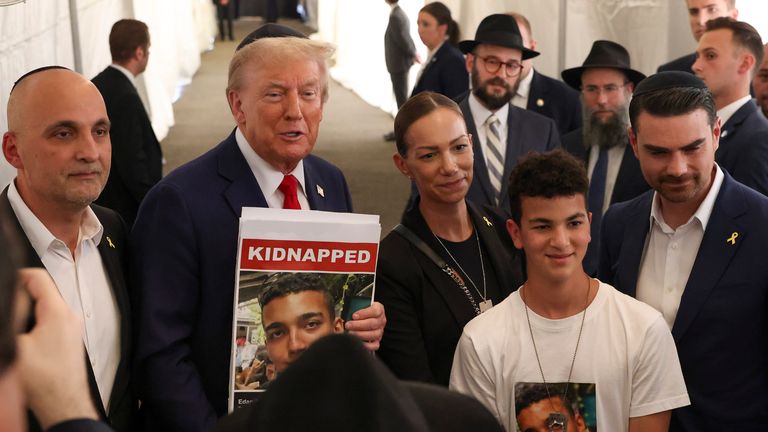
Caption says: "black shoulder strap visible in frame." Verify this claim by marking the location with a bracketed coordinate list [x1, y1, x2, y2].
[393, 224, 448, 269]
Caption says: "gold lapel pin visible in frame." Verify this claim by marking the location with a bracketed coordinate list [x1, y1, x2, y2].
[106, 236, 116, 249]
[727, 232, 739, 245]
[316, 184, 325, 198]
[536, 98, 544, 107]
[483, 216, 493, 226]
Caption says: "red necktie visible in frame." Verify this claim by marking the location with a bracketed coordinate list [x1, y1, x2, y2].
[278, 175, 301, 210]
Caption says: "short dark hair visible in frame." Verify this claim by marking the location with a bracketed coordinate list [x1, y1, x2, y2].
[629, 86, 717, 134]
[259, 273, 335, 319]
[393, 91, 464, 157]
[109, 19, 150, 64]
[420, 2, 460, 47]
[515, 384, 577, 418]
[507, 150, 589, 224]
[705, 17, 764, 76]
[0, 210, 23, 376]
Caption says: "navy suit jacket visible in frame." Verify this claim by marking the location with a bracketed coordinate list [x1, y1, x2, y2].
[527, 70, 582, 136]
[411, 42, 468, 100]
[131, 132, 352, 431]
[459, 96, 560, 211]
[92, 66, 163, 226]
[716, 99, 768, 196]
[599, 172, 768, 430]
[563, 130, 649, 275]
[657, 52, 696, 73]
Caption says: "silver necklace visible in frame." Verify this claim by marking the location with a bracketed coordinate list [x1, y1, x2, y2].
[521, 277, 591, 432]
[433, 224, 492, 313]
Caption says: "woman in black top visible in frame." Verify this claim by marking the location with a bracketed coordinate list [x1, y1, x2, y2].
[377, 92, 524, 385]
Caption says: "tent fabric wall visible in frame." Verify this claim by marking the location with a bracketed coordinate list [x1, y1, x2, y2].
[0, 0, 216, 188]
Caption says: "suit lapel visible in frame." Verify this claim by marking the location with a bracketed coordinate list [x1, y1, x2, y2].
[218, 132, 268, 216]
[501, 106, 524, 205]
[617, 194, 653, 296]
[526, 71, 547, 114]
[716, 101, 753, 161]
[610, 142, 636, 203]
[303, 158, 327, 210]
[672, 174, 746, 341]
[460, 97, 494, 206]
[468, 204, 516, 297]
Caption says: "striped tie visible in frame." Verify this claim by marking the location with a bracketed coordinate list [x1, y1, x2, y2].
[485, 114, 504, 205]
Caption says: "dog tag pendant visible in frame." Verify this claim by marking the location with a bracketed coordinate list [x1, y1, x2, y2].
[546, 412, 567, 432]
[479, 300, 493, 313]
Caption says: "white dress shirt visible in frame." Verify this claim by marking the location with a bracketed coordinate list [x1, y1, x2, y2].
[7, 181, 120, 410]
[511, 68, 534, 109]
[469, 93, 510, 170]
[636, 165, 724, 329]
[587, 143, 627, 214]
[235, 128, 310, 210]
[717, 95, 751, 127]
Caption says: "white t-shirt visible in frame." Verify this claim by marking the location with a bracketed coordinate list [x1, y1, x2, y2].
[450, 281, 689, 432]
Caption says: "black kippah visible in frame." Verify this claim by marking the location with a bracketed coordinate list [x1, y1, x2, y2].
[236, 23, 307, 51]
[11, 65, 71, 93]
[633, 71, 708, 98]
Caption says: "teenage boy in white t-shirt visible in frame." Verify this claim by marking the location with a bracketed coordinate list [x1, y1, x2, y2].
[449, 150, 690, 432]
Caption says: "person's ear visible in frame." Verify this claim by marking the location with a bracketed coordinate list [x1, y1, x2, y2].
[466, 53, 474, 75]
[393, 152, 413, 179]
[628, 127, 639, 158]
[333, 317, 344, 333]
[506, 218, 524, 250]
[2, 132, 23, 168]
[227, 89, 245, 125]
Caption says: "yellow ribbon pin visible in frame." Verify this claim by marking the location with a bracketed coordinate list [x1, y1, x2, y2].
[106, 236, 115, 249]
[727, 232, 738, 245]
[483, 216, 493, 226]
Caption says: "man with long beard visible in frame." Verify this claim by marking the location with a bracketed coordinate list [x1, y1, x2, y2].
[561, 41, 650, 275]
[456, 14, 560, 212]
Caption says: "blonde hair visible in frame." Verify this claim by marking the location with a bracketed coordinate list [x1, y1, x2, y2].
[227, 37, 335, 103]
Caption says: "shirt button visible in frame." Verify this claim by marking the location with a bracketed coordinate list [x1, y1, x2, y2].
[85, 310, 92, 318]
[671, 242, 678, 250]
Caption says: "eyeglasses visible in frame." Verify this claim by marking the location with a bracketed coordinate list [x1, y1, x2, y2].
[581, 82, 630, 97]
[476, 56, 523, 78]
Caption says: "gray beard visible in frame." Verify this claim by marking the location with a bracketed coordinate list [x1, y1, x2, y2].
[581, 104, 630, 149]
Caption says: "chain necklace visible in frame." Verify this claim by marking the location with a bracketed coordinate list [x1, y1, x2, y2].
[433, 222, 492, 313]
[521, 277, 591, 432]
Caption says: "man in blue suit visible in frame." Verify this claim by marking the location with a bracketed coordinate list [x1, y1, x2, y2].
[600, 71, 768, 430]
[692, 17, 768, 196]
[131, 25, 386, 432]
[457, 14, 560, 212]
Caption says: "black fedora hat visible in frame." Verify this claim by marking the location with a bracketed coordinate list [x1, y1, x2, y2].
[236, 23, 307, 51]
[561, 40, 646, 90]
[459, 14, 539, 60]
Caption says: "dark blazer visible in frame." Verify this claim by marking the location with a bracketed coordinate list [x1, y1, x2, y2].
[657, 52, 696, 73]
[411, 42, 468, 100]
[384, 5, 416, 74]
[377, 200, 523, 386]
[48, 420, 115, 432]
[598, 172, 768, 430]
[527, 70, 582, 135]
[459, 96, 561, 211]
[716, 99, 768, 196]
[131, 131, 353, 431]
[1, 189, 135, 432]
[92, 66, 163, 226]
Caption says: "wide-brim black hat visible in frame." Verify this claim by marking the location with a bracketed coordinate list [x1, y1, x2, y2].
[459, 14, 539, 60]
[236, 23, 308, 51]
[561, 40, 646, 90]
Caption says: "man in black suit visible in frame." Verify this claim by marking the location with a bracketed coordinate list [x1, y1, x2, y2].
[1, 66, 134, 431]
[457, 14, 560, 212]
[755, 43, 768, 117]
[508, 12, 581, 136]
[561, 40, 650, 275]
[383, 0, 417, 141]
[692, 17, 768, 196]
[657, 0, 738, 73]
[92, 19, 163, 226]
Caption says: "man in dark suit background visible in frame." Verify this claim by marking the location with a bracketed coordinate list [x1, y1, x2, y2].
[383, 0, 417, 141]
[692, 17, 768, 195]
[457, 14, 560, 212]
[1, 67, 134, 431]
[600, 71, 768, 431]
[131, 25, 386, 432]
[92, 19, 163, 227]
[754, 43, 768, 117]
[657, 0, 738, 73]
[508, 12, 581, 136]
[561, 40, 650, 275]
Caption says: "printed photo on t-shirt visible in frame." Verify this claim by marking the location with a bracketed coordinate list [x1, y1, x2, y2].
[515, 382, 596, 432]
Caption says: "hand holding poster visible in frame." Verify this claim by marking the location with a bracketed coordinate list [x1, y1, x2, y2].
[229, 208, 380, 411]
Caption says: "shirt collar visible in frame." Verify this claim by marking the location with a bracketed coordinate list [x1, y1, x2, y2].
[7, 180, 104, 257]
[649, 164, 724, 232]
[109, 64, 136, 87]
[469, 92, 509, 127]
[516, 68, 534, 99]
[235, 128, 306, 197]
[717, 95, 751, 126]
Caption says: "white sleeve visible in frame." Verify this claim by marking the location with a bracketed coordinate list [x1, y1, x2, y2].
[629, 315, 691, 417]
[449, 330, 500, 421]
